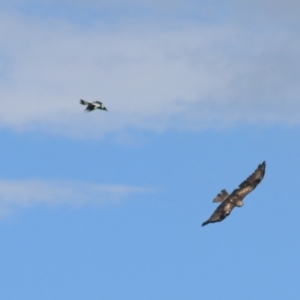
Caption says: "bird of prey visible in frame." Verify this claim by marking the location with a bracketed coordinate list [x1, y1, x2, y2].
[202, 161, 266, 226]
[80, 99, 108, 112]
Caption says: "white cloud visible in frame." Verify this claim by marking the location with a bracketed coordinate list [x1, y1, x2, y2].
[0, 179, 154, 215]
[234, 0, 300, 20]
[0, 12, 299, 138]
[3, 0, 300, 20]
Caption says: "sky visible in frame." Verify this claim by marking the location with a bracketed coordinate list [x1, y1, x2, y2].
[0, 1, 300, 299]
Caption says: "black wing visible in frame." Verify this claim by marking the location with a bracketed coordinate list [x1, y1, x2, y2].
[234, 161, 266, 199]
[202, 199, 235, 226]
[85, 104, 96, 112]
[80, 99, 89, 105]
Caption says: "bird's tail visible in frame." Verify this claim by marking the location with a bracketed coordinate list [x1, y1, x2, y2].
[80, 99, 87, 105]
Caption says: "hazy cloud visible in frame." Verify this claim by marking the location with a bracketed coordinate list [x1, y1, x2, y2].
[0, 10, 299, 137]
[3, 0, 300, 18]
[0, 179, 154, 215]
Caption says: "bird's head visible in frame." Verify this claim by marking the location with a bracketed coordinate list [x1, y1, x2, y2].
[102, 107, 108, 111]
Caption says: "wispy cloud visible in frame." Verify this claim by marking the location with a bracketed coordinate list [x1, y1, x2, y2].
[0, 6, 299, 137]
[0, 179, 155, 215]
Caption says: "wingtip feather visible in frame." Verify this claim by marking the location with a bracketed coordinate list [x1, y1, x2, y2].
[260, 161, 266, 171]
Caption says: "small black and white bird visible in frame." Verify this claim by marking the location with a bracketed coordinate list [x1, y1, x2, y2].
[80, 99, 108, 112]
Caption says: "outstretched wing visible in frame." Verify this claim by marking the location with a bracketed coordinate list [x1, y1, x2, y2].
[94, 101, 103, 106]
[234, 161, 266, 199]
[202, 199, 235, 226]
[80, 99, 89, 105]
[213, 189, 229, 203]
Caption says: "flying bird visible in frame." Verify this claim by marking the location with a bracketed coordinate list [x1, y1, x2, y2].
[80, 99, 108, 112]
[202, 161, 266, 226]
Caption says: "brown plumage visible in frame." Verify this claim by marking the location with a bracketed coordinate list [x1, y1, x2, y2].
[202, 161, 266, 226]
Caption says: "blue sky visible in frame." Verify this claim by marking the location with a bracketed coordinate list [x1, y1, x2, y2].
[0, 1, 300, 299]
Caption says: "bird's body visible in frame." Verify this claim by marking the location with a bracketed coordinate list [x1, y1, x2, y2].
[80, 99, 108, 112]
[202, 161, 266, 226]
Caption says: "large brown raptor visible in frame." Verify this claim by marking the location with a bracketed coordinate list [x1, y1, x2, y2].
[202, 161, 266, 226]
